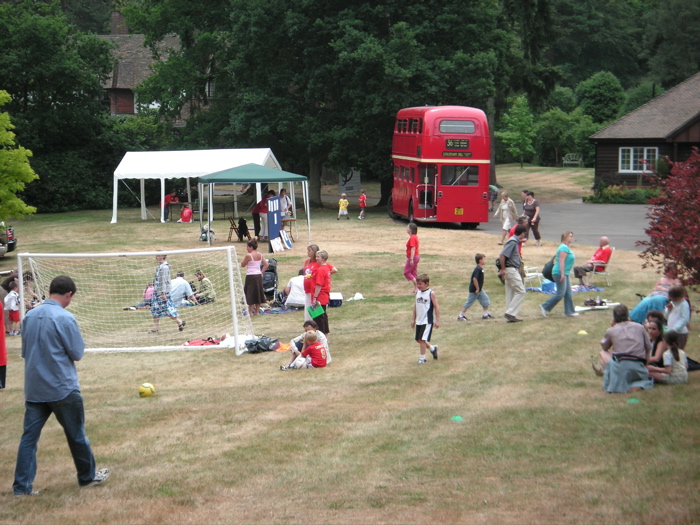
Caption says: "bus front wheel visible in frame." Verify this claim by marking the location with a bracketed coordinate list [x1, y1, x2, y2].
[461, 222, 479, 230]
[387, 196, 398, 220]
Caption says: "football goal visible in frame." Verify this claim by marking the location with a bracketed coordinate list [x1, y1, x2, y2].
[18, 247, 254, 354]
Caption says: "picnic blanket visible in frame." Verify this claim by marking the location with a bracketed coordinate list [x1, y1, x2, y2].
[259, 306, 302, 315]
[527, 285, 605, 294]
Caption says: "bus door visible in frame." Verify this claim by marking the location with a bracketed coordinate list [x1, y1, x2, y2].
[416, 164, 437, 219]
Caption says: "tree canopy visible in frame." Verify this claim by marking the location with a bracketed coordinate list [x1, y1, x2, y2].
[0, 91, 38, 222]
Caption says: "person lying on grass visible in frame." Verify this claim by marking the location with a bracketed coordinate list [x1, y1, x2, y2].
[280, 329, 327, 370]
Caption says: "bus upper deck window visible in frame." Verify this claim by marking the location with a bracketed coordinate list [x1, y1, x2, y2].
[439, 120, 476, 134]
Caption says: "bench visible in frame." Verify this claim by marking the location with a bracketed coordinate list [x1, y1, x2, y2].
[563, 153, 583, 168]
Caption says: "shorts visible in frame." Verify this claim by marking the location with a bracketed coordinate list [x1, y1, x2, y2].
[415, 324, 433, 342]
[9, 310, 20, 323]
[462, 290, 490, 310]
[292, 355, 314, 369]
[338, 209, 348, 216]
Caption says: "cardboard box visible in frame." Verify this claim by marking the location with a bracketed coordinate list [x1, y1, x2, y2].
[329, 292, 343, 307]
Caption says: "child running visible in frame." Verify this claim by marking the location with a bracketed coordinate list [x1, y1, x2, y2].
[412, 273, 440, 364]
[337, 193, 350, 220]
[457, 253, 493, 321]
[358, 189, 367, 219]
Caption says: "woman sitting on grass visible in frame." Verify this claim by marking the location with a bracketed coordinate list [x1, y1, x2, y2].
[646, 330, 689, 385]
[645, 316, 667, 367]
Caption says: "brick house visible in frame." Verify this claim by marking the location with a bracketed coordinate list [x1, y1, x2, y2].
[590, 71, 700, 187]
[99, 12, 179, 117]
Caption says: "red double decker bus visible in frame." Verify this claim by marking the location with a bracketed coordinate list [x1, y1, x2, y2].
[388, 106, 490, 229]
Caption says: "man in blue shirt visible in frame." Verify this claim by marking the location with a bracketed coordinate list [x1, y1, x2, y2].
[13, 275, 110, 496]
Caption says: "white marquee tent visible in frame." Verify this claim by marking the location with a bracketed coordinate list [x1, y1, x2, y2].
[111, 148, 282, 223]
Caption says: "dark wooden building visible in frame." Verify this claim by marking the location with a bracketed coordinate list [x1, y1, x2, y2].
[590, 72, 700, 187]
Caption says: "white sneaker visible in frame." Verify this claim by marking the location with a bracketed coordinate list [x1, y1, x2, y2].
[540, 305, 548, 318]
[566, 313, 580, 317]
[417, 358, 427, 365]
[83, 468, 110, 487]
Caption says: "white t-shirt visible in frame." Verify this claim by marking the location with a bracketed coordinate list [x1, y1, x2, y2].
[662, 348, 688, 382]
[284, 275, 306, 308]
[4, 290, 20, 311]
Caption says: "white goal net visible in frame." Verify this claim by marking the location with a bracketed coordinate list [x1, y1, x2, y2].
[18, 247, 254, 354]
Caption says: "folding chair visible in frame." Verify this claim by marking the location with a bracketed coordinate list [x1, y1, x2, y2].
[524, 266, 543, 287]
[590, 247, 615, 286]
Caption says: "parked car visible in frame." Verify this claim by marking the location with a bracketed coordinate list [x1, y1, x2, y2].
[0, 222, 17, 257]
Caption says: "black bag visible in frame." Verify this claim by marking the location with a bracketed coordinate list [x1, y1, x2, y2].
[245, 335, 280, 354]
[237, 217, 248, 242]
[542, 256, 556, 281]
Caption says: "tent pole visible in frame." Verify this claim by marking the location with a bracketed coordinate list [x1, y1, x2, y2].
[140, 179, 147, 220]
[303, 181, 312, 243]
[208, 183, 213, 246]
[111, 176, 119, 224]
[160, 179, 166, 222]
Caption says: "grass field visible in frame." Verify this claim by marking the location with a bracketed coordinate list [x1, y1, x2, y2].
[1, 166, 698, 524]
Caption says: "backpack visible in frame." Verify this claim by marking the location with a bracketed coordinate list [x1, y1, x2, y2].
[542, 255, 556, 281]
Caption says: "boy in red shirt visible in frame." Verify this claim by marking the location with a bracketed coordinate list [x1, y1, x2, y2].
[358, 189, 367, 220]
[177, 203, 193, 223]
[284, 331, 327, 369]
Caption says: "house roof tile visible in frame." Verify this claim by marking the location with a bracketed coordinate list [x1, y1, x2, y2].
[591, 72, 700, 141]
[99, 34, 179, 90]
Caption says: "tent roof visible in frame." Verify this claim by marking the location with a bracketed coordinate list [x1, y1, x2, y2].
[200, 163, 307, 184]
[114, 148, 281, 180]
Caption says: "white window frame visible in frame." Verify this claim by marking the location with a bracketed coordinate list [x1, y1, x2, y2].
[619, 147, 658, 173]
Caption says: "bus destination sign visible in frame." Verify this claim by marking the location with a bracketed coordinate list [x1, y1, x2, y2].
[442, 151, 473, 158]
[445, 138, 469, 149]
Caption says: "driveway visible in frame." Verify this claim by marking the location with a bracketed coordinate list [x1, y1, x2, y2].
[480, 200, 649, 251]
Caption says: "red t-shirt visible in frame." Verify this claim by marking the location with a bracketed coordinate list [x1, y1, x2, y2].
[406, 234, 420, 258]
[302, 341, 327, 368]
[303, 259, 318, 294]
[180, 207, 193, 222]
[161, 194, 178, 208]
[508, 225, 523, 255]
[358, 194, 367, 208]
[313, 263, 332, 305]
[591, 246, 611, 271]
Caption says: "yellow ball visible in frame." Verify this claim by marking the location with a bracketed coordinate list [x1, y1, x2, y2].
[138, 383, 156, 398]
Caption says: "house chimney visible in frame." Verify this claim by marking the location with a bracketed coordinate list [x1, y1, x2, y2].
[110, 12, 129, 35]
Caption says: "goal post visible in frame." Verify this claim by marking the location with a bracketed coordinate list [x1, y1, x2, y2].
[17, 246, 254, 355]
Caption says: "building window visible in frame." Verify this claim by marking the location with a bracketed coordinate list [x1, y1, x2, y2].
[619, 147, 658, 172]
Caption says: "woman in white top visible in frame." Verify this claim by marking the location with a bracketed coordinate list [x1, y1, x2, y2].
[241, 239, 269, 316]
[493, 191, 518, 245]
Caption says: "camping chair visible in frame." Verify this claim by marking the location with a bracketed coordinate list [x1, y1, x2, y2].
[590, 247, 615, 286]
[227, 217, 252, 243]
[523, 266, 543, 287]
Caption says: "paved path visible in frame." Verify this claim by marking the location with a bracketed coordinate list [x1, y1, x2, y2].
[480, 200, 649, 251]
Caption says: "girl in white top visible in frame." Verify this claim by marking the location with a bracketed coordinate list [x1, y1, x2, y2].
[646, 330, 688, 385]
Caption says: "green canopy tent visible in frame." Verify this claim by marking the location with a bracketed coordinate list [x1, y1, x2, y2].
[198, 163, 311, 245]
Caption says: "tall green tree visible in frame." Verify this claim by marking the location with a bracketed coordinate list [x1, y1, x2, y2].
[0, 91, 38, 221]
[495, 95, 536, 168]
[575, 71, 625, 124]
[0, 0, 115, 212]
[125, 0, 557, 205]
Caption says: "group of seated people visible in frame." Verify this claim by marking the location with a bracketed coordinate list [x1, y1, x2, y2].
[124, 269, 216, 310]
[591, 284, 693, 392]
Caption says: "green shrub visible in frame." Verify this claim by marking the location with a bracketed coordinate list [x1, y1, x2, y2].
[583, 183, 659, 203]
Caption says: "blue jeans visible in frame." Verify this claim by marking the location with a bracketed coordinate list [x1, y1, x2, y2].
[13, 390, 96, 494]
[462, 290, 490, 310]
[541, 275, 575, 315]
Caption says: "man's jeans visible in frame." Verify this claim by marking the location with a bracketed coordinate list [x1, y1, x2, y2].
[13, 390, 95, 494]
